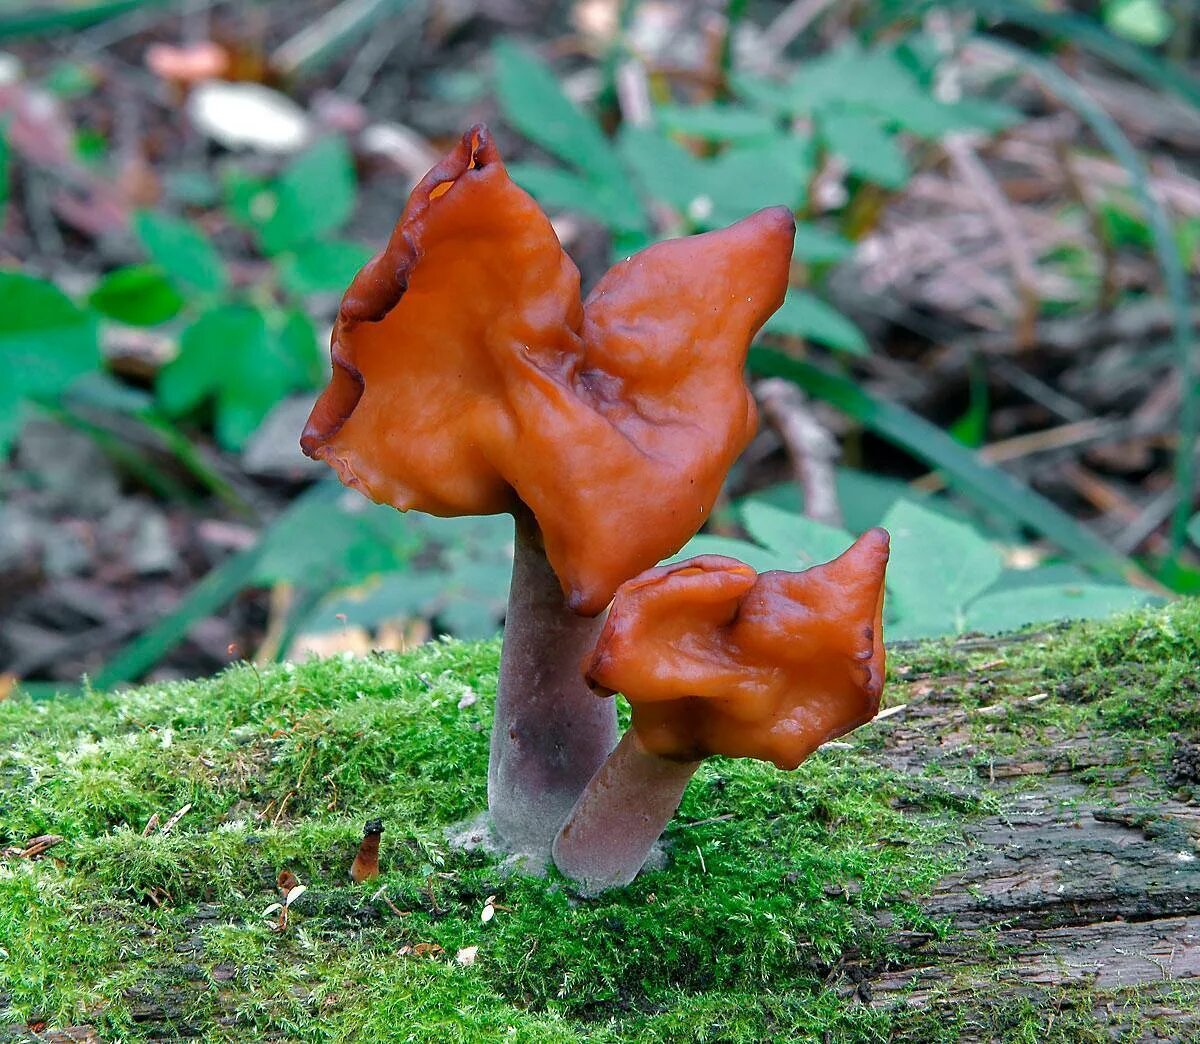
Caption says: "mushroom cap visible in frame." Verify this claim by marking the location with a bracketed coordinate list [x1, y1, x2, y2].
[301, 125, 795, 616]
[585, 529, 890, 769]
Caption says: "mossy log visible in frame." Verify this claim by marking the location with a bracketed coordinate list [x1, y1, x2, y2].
[1, 603, 1198, 1042]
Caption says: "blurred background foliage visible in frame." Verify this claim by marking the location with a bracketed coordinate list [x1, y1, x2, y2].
[1, 0, 1197, 693]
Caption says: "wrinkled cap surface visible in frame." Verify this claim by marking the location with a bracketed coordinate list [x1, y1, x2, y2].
[585, 529, 890, 769]
[300, 124, 795, 616]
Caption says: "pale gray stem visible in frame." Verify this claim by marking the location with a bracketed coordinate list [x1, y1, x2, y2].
[553, 729, 701, 894]
[487, 510, 618, 859]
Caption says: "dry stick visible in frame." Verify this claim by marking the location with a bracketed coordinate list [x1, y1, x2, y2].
[615, 59, 653, 128]
[757, 378, 842, 527]
[943, 134, 1040, 348]
[910, 417, 1168, 494]
[759, 0, 840, 66]
[553, 730, 700, 895]
[487, 509, 617, 858]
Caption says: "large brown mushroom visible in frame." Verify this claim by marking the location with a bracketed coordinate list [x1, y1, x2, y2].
[552, 530, 890, 893]
[300, 125, 795, 856]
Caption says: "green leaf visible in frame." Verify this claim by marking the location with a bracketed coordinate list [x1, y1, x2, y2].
[158, 305, 320, 450]
[881, 498, 1003, 638]
[0, 272, 100, 455]
[697, 137, 812, 226]
[792, 224, 855, 263]
[818, 110, 909, 189]
[88, 265, 184, 326]
[260, 136, 357, 254]
[506, 162, 644, 231]
[616, 124, 710, 215]
[739, 501, 854, 568]
[1188, 513, 1200, 549]
[667, 533, 791, 573]
[277, 238, 372, 296]
[492, 39, 627, 189]
[964, 584, 1155, 635]
[1105, 0, 1172, 46]
[253, 495, 414, 586]
[132, 210, 228, 294]
[749, 349, 1145, 586]
[762, 290, 868, 354]
[656, 104, 778, 144]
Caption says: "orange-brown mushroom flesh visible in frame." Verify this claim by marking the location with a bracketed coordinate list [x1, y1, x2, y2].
[586, 530, 890, 770]
[301, 124, 794, 616]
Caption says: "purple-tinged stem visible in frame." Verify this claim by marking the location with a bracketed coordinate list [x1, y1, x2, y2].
[487, 510, 618, 857]
[553, 729, 701, 893]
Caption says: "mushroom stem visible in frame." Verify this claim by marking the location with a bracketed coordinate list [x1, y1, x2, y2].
[552, 729, 701, 893]
[487, 510, 618, 857]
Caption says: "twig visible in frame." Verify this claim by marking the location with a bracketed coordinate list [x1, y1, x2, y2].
[672, 813, 736, 831]
[756, 378, 842, 526]
[160, 802, 192, 835]
[272, 0, 419, 80]
[759, 0, 839, 67]
[910, 417, 1167, 494]
[615, 58, 653, 128]
[943, 133, 1040, 347]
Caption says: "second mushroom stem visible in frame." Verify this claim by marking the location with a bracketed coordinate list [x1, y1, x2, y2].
[553, 729, 701, 894]
[487, 509, 618, 858]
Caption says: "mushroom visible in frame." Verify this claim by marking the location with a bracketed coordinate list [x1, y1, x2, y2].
[552, 529, 890, 893]
[300, 125, 795, 856]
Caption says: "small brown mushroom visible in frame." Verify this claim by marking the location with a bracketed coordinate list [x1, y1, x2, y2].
[552, 530, 889, 893]
[350, 818, 383, 882]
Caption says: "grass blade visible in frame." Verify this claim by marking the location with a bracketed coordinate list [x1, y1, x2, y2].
[748, 348, 1151, 586]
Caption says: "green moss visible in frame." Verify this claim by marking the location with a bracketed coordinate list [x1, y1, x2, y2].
[2, 603, 1198, 1041]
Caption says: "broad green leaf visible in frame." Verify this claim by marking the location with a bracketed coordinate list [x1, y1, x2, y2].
[277, 238, 372, 296]
[259, 136, 357, 254]
[656, 104, 777, 144]
[749, 350, 1144, 585]
[158, 305, 321, 450]
[730, 72, 796, 115]
[697, 137, 812, 226]
[1189, 512, 1200, 548]
[616, 124, 709, 215]
[763, 290, 868, 354]
[1105, 0, 1172, 46]
[881, 498, 1004, 633]
[89, 265, 184, 326]
[316, 571, 450, 630]
[133, 210, 228, 294]
[506, 161, 644, 231]
[739, 501, 854, 568]
[0, 272, 100, 454]
[792, 224, 855, 263]
[791, 43, 917, 113]
[668, 534, 791, 573]
[964, 583, 1155, 635]
[492, 39, 627, 190]
[818, 110, 909, 189]
[253, 495, 414, 586]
